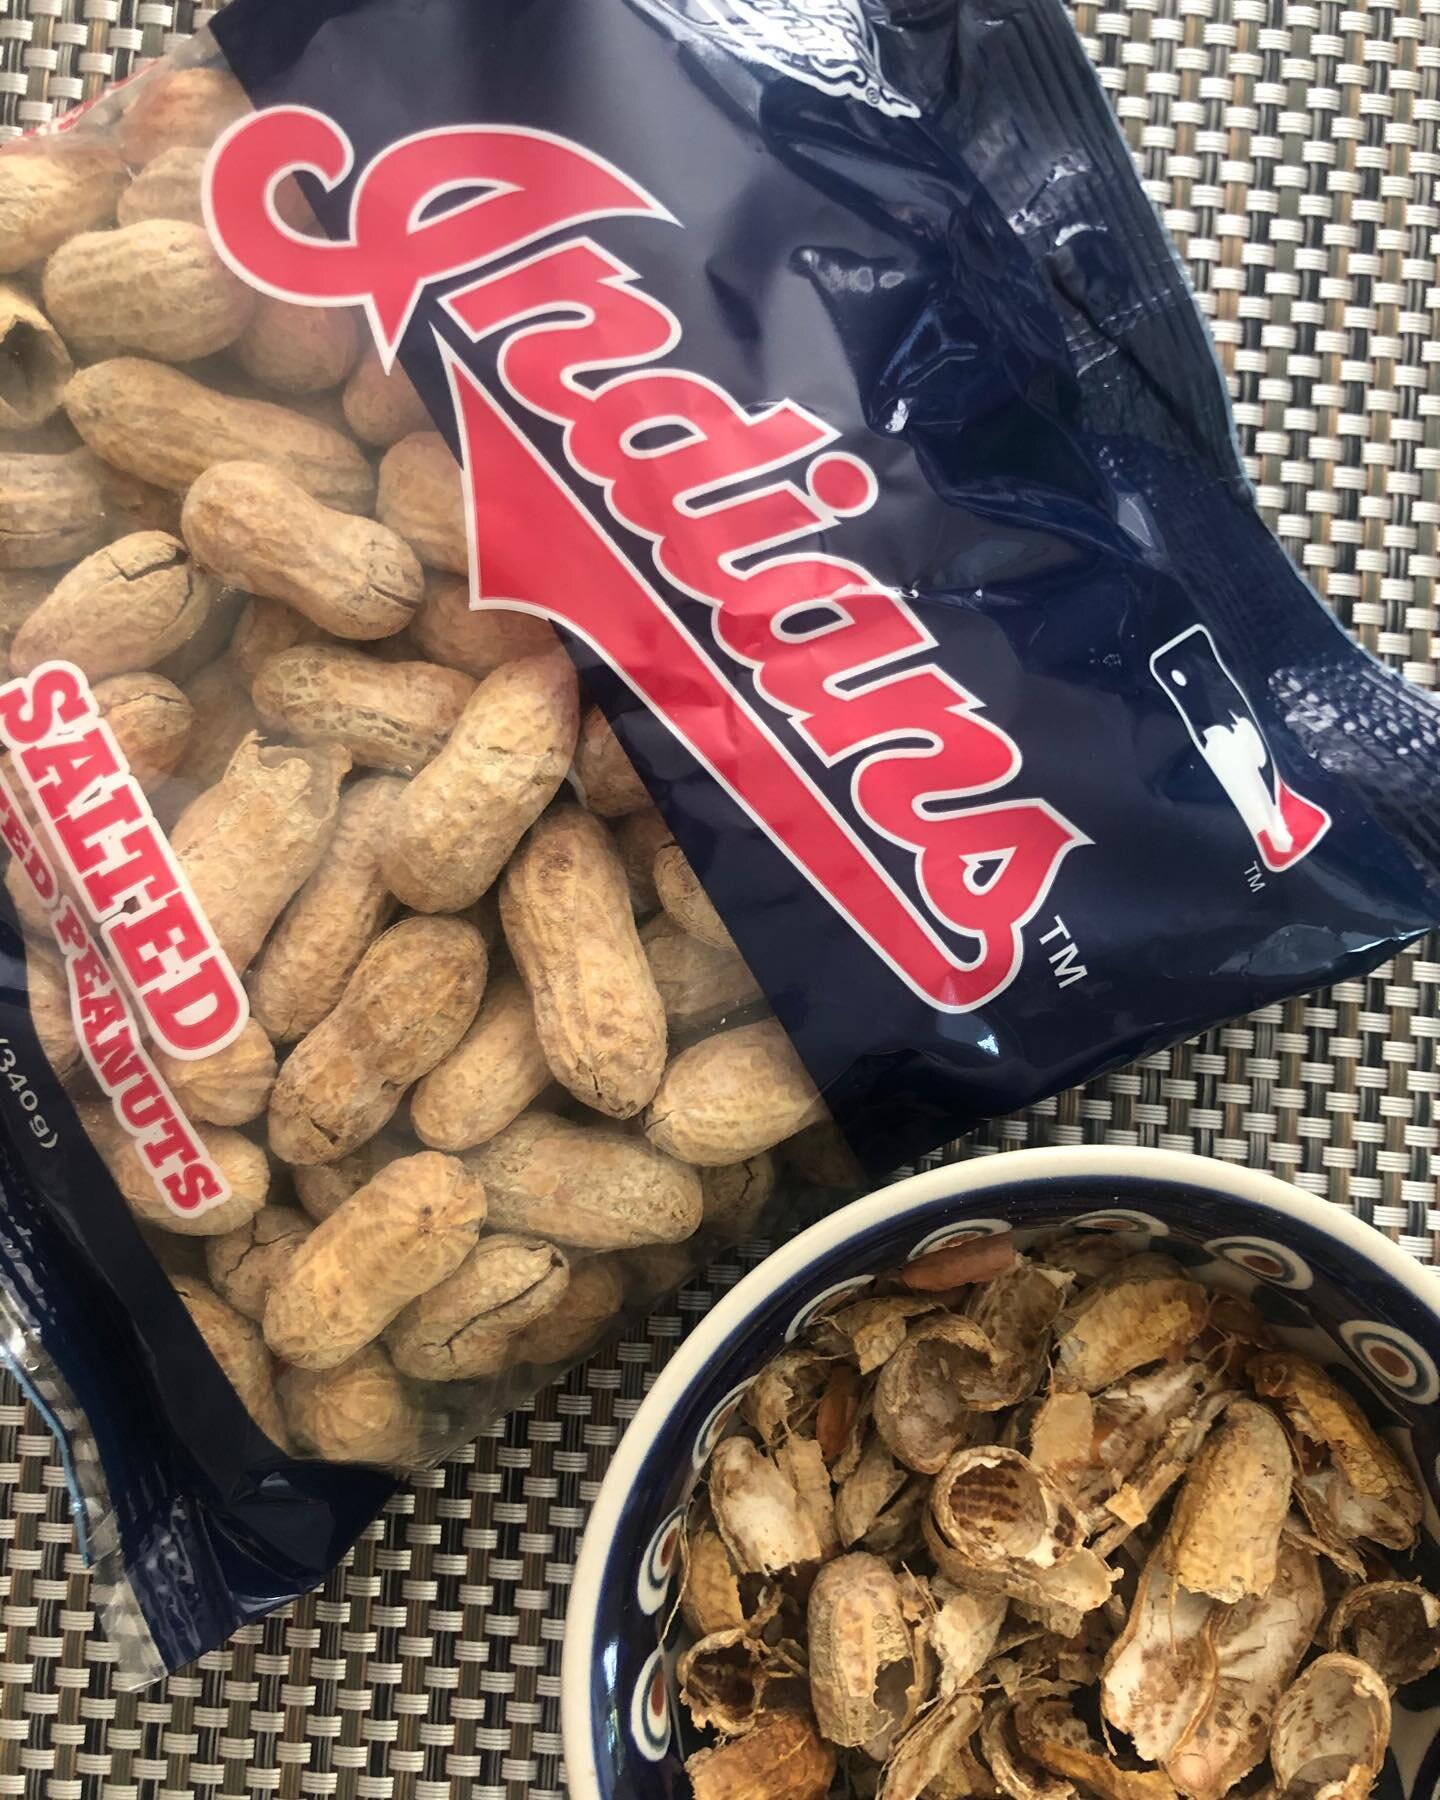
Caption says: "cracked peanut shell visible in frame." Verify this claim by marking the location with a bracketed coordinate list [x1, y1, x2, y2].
[386, 1233, 569, 1380]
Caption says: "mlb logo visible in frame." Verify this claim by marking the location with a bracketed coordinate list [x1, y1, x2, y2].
[1151, 625, 1330, 872]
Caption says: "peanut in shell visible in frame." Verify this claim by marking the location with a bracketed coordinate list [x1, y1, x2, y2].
[182, 460, 423, 640]
[65, 358, 376, 512]
[264, 1150, 486, 1369]
[464, 1109, 702, 1250]
[153, 1017, 277, 1127]
[42, 220, 256, 362]
[0, 447, 109, 569]
[12, 530, 217, 679]
[376, 429, 467, 572]
[252, 644, 475, 775]
[81, 1100, 269, 1236]
[293, 1133, 408, 1224]
[267, 915, 487, 1165]
[205, 1205, 313, 1322]
[409, 575, 559, 678]
[117, 65, 251, 166]
[27, 945, 79, 1081]
[654, 839, 736, 952]
[507, 1252, 628, 1364]
[382, 649, 578, 913]
[0, 145, 127, 272]
[410, 971, 551, 1152]
[614, 805, 670, 913]
[116, 145, 207, 227]
[247, 775, 403, 1041]
[173, 1274, 289, 1451]
[342, 346, 431, 447]
[229, 596, 332, 686]
[574, 706, 650, 816]
[644, 1018, 824, 1165]
[501, 804, 668, 1118]
[231, 298, 360, 396]
[642, 913, 762, 1036]
[175, 734, 349, 975]
[280, 1346, 421, 1466]
[386, 1233, 569, 1380]
[91, 670, 194, 788]
[169, 657, 261, 793]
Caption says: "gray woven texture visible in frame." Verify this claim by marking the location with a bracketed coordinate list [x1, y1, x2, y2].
[0, 0, 1438, 1793]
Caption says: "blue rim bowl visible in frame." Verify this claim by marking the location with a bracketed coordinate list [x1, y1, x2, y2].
[561, 1145, 1440, 1800]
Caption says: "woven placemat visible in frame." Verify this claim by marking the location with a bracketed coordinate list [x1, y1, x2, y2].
[0, 0, 1438, 1794]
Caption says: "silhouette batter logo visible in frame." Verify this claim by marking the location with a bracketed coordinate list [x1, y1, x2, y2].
[1151, 625, 1330, 872]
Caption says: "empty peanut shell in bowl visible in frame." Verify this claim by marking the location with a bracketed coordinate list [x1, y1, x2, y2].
[562, 1146, 1440, 1800]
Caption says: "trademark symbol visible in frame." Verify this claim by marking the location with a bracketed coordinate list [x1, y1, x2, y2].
[1038, 915, 1087, 989]
[1244, 862, 1265, 893]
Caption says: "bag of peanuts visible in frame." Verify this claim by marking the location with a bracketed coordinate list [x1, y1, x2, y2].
[0, 0, 1438, 1684]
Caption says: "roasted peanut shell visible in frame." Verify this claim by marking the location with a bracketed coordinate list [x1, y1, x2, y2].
[252, 644, 475, 775]
[645, 1019, 824, 1165]
[267, 915, 487, 1165]
[182, 460, 423, 640]
[12, 530, 217, 679]
[386, 1233, 569, 1380]
[501, 805, 668, 1118]
[264, 1150, 486, 1369]
[465, 1110, 702, 1250]
[0, 285, 73, 430]
[382, 650, 578, 913]
[248, 775, 403, 1041]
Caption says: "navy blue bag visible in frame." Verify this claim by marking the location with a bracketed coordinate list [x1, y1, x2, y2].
[2, 0, 1438, 1680]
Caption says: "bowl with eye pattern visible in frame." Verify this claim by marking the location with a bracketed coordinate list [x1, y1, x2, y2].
[562, 1146, 1440, 1800]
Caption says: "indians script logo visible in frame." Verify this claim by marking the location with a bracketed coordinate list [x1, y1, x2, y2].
[634, 0, 921, 119]
[1151, 626, 1330, 872]
[204, 113, 1086, 1012]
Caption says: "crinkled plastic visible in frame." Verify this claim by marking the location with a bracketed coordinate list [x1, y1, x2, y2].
[0, 0, 1435, 1684]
